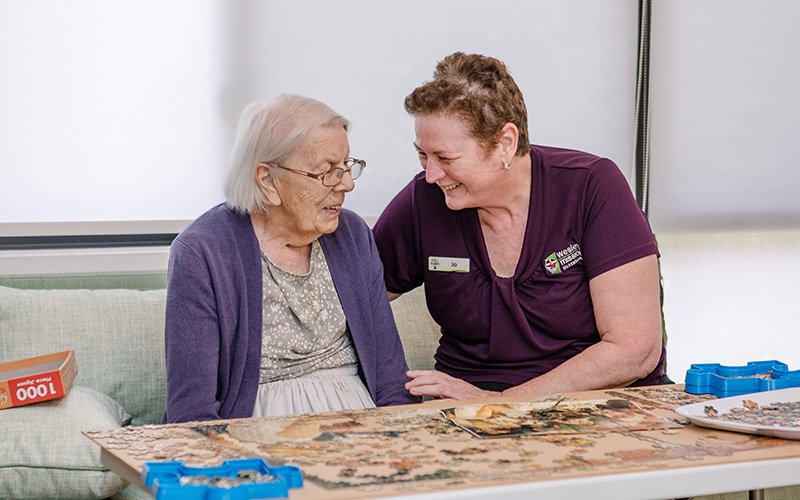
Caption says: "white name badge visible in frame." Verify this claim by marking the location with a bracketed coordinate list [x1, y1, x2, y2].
[428, 256, 470, 273]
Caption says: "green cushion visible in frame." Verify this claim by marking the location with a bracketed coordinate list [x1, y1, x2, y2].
[0, 271, 167, 291]
[390, 286, 441, 372]
[110, 484, 153, 500]
[0, 386, 130, 499]
[0, 285, 167, 426]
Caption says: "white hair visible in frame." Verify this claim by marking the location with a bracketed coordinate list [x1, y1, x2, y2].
[224, 94, 350, 214]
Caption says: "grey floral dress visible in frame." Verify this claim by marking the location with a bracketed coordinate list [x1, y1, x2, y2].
[253, 240, 375, 417]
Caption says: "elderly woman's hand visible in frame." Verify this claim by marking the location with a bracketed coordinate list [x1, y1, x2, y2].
[405, 370, 501, 400]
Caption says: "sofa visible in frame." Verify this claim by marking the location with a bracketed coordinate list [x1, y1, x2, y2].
[0, 271, 439, 500]
[0, 272, 795, 500]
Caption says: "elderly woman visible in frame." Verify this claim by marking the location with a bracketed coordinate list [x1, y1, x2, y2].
[373, 52, 666, 401]
[163, 94, 418, 423]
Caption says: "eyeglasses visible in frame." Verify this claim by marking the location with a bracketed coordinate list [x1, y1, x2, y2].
[265, 158, 366, 187]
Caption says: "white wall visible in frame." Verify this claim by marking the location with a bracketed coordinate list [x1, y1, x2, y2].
[649, 0, 800, 232]
[0, 1, 230, 223]
[0, 0, 639, 225]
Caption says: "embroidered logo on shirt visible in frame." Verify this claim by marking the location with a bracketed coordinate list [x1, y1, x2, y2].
[428, 256, 470, 273]
[544, 243, 582, 274]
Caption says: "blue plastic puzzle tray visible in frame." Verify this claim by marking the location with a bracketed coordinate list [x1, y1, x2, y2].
[141, 458, 302, 500]
[684, 360, 800, 397]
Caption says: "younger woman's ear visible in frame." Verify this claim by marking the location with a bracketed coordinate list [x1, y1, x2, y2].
[255, 163, 282, 207]
[498, 123, 519, 161]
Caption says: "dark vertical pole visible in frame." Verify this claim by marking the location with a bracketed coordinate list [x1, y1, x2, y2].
[634, 0, 652, 217]
[634, 0, 668, 372]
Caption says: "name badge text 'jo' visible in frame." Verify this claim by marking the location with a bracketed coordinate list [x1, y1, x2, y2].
[428, 256, 470, 273]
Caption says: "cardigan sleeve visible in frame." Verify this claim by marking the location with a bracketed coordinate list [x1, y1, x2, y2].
[162, 238, 225, 423]
[162, 205, 262, 423]
[323, 210, 419, 407]
[365, 225, 420, 406]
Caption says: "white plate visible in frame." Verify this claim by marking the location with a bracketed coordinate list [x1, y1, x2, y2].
[675, 387, 800, 440]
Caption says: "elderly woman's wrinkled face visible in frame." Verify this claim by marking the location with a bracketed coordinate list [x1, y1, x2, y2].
[275, 125, 354, 238]
[414, 113, 502, 212]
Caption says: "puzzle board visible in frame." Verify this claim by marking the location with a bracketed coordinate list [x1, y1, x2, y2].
[86, 385, 800, 500]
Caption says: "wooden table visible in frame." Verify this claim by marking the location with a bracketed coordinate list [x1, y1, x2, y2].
[86, 385, 800, 500]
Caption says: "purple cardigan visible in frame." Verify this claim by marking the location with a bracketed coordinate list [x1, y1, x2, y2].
[162, 204, 418, 423]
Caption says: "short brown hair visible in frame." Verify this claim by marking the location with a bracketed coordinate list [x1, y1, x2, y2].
[404, 52, 529, 157]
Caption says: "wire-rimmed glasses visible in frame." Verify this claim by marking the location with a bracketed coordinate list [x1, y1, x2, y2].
[265, 158, 366, 187]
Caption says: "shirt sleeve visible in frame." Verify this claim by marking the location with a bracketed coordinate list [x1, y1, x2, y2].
[372, 175, 425, 294]
[580, 159, 659, 279]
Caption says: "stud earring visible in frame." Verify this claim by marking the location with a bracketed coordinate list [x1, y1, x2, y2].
[504, 162, 511, 170]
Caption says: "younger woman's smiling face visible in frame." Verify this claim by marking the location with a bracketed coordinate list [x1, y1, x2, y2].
[413, 113, 502, 212]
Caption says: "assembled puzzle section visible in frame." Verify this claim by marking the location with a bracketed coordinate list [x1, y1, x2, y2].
[685, 360, 800, 397]
[142, 458, 302, 500]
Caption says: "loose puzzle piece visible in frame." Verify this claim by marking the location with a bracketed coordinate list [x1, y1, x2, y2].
[685, 360, 800, 397]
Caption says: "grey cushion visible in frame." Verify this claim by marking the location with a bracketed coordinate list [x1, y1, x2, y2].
[0, 386, 130, 499]
[0, 286, 167, 426]
[390, 286, 440, 371]
[110, 484, 153, 500]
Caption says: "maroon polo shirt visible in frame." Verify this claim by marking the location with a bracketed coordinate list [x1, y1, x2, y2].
[373, 145, 664, 387]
